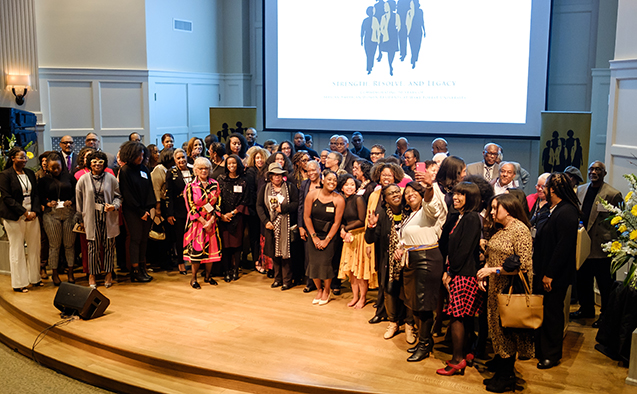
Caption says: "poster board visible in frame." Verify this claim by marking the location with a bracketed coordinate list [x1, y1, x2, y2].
[539, 112, 591, 177]
[209, 107, 257, 144]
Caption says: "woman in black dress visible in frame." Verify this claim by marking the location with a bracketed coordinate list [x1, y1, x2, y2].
[257, 163, 299, 289]
[166, 148, 193, 275]
[299, 160, 323, 292]
[437, 181, 484, 376]
[245, 147, 270, 273]
[217, 154, 248, 282]
[118, 141, 155, 282]
[304, 170, 345, 305]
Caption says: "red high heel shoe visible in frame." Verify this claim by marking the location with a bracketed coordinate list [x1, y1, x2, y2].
[436, 359, 467, 376]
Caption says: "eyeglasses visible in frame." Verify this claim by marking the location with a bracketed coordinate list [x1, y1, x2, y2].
[60, 141, 74, 145]
[86, 138, 99, 142]
[370, 151, 382, 156]
[485, 152, 499, 157]
[90, 159, 105, 165]
[335, 142, 346, 146]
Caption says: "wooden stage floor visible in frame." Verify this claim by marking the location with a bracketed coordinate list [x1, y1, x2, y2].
[0, 270, 636, 394]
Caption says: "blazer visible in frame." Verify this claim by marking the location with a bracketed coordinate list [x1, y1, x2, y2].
[466, 161, 499, 179]
[533, 201, 579, 290]
[577, 182, 623, 259]
[340, 150, 360, 174]
[351, 146, 371, 161]
[0, 167, 41, 221]
[165, 166, 193, 220]
[59, 151, 78, 174]
[256, 181, 299, 258]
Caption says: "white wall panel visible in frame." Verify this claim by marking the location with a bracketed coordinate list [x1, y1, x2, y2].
[48, 81, 94, 130]
[613, 78, 637, 146]
[100, 82, 145, 130]
[189, 83, 220, 130]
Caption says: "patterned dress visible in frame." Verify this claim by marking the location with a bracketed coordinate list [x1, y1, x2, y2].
[183, 178, 222, 264]
[485, 218, 535, 359]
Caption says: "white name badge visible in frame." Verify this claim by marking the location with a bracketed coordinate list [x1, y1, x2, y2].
[276, 194, 285, 204]
[56, 200, 66, 209]
[234, 185, 243, 193]
[23, 196, 31, 205]
[326, 206, 335, 213]
[356, 189, 365, 196]
[140, 171, 148, 179]
[203, 203, 214, 213]
[95, 203, 104, 211]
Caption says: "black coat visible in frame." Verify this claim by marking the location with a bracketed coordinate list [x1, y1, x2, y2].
[0, 167, 41, 221]
[444, 211, 482, 277]
[351, 146, 371, 161]
[165, 166, 193, 220]
[256, 181, 299, 258]
[533, 201, 579, 291]
[365, 204, 394, 287]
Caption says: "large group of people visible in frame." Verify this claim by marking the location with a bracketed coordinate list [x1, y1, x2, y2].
[0, 129, 619, 392]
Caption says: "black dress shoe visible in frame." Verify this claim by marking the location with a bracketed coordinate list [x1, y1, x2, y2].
[191, 281, 201, 289]
[406, 341, 432, 362]
[332, 288, 341, 296]
[224, 273, 232, 283]
[570, 309, 595, 319]
[209, 277, 218, 285]
[281, 284, 292, 291]
[303, 286, 314, 293]
[267, 270, 274, 278]
[373, 303, 378, 308]
[271, 281, 282, 288]
[537, 359, 560, 369]
[368, 315, 387, 324]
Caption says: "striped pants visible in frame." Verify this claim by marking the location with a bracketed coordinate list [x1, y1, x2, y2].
[87, 209, 115, 275]
[42, 206, 75, 270]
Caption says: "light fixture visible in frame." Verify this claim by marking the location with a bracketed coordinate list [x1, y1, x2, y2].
[6, 74, 30, 106]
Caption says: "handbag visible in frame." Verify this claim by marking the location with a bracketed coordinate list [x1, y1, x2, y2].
[149, 215, 166, 241]
[497, 271, 544, 329]
[289, 224, 300, 243]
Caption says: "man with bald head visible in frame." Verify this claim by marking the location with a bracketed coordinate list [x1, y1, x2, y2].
[466, 143, 501, 181]
[573, 161, 623, 327]
[393, 137, 409, 164]
[245, 127, 262, 148]
[492, 162, 518, 195]
[84, 132, 116, 170]
[293, 131, 319, 159]
[431, 138, 448, 156]
[58, 135, 78, 174]
[334, 135, 359, 173]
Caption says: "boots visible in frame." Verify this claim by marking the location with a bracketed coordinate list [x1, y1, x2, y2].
[232, 266, 239, 281]
[67, 267, 75, 283]
[484, 357, 516, 393]
[139, 263, 153, 281]
[51, 268, 61, 286]
[131, 267, 152, 282]
[407, 339, 432, 362]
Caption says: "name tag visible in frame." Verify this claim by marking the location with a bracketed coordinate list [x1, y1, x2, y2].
[596, 202, 608, 212]
[233, 185, 243, 193]
[276, 194, 285, 204]
[140, 171, 148, 179]
[23, 196, 31, 205]
[203, 203, 214, 213]
[56, 201, 66, 209]
[326, 206, 335, 213]
[95, 203, 104, 211]
[356, 189, 365, 196]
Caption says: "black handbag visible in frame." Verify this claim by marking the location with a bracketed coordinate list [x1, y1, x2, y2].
[289, 224, 300, 243]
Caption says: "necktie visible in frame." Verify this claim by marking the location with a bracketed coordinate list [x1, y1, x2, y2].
[67, 154, 72, 171]
[485, 166, 491, 182]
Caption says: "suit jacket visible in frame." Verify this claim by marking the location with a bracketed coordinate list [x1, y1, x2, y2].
[166, 166, 193, 220]
[533, 201, 579, 291]
[59, 151, 78, 174]
[340, 150, 360, 174]
[577, 182, 623, 259]
[0, 167, 41, 221]
[466, 161, 499, 179]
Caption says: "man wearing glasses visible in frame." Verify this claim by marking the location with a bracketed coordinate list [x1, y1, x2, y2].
[85, 132, 117, 170]
[334, 135, 359, 173]
[466, 142, 501, 181]
[58, 135, 77, 174]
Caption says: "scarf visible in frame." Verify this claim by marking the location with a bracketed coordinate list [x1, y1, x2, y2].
[387, 205, 406, 283]
[265, 181, 291, 259]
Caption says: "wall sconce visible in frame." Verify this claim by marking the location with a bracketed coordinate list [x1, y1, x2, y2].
[6, 74, 31, 106]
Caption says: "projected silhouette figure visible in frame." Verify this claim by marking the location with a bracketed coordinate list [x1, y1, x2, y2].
[549, 131, 566, 172]
[373, 1, 386, 62]
[217, 123, 230, 143]
[361, 6, 378, 74]
[378, 1, 400, 76]
[571, 138, 583, 170]
[542, 141, 552, 173]
[563, 129, 576, 167]
[233, 121, 246, 136]
[407, 0, 426, 69]
[396, 0, 410, 62]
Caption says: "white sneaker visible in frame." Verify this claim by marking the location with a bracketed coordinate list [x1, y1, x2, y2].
[405, 324, 416, 344]
[384, 322, 399, 339]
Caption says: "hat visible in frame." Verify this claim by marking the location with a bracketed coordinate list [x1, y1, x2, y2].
[267, 162, 287, 175]
[564, 166, 584, 183]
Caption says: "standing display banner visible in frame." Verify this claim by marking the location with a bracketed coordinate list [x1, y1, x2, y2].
[209, 107, 257, 144]
[539, 111, 591, 177]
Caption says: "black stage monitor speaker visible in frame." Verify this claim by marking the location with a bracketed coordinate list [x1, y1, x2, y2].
[54, 282, 110, 320]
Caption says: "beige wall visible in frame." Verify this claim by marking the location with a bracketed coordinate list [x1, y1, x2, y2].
[35, 0, 147, 69]
[615, 0, 637, 60]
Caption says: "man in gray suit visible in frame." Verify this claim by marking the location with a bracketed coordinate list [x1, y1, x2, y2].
[571, 161, 622, 327]
[466, 143, 501, 181]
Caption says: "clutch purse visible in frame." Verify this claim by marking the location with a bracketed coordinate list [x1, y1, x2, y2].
[289, 224, 300, 243]
[149, 215, 166, 241]
[497, 271, 543, 329]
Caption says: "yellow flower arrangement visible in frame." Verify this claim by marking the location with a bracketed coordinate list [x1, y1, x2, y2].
[632, 205, 637, 217]
[612, 216, 622, 226]
[628, 191, 634, 203]
[619, 224, 627, 233]
[611, 241, 622, 253]
[632, 230, 637, 241]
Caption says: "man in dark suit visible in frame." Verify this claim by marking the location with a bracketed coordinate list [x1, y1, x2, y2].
[58, 135, 77, 174]
[245, 127, 262, 148]
[572, 161, 622, 327]
[466, 143, 501, 182]
[85, 132, 116, 170]
[335, 135, 359, 173]
[293, 132, 319, 159]
[350, 132, 371, 161]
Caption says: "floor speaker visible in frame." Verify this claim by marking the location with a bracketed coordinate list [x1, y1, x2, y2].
[53, 282, 110, 320]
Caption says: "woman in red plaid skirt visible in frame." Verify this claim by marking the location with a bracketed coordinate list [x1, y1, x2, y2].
[437, 182, 485, 376]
